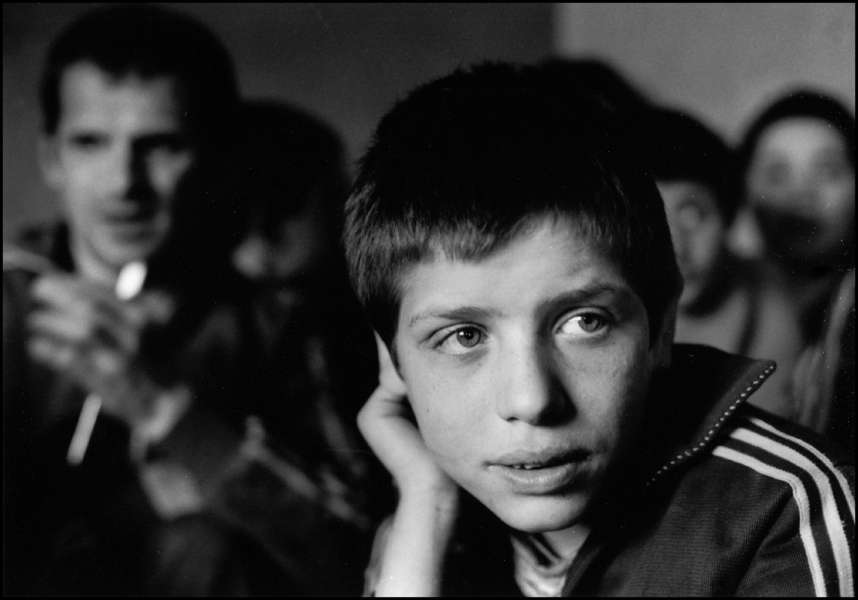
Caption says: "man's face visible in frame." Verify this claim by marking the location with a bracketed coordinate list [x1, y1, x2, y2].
[41, 62, 197, 271]
[394, 216, 665, 533]
[746, 117, 855, 266]
[657, 180, 727, 310]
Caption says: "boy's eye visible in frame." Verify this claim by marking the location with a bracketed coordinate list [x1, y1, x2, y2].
[436, 326, 485, 354]
[558, 312, 609, 337]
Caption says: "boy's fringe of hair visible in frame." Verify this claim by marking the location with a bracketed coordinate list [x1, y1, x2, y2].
[344, 62, 681, 346]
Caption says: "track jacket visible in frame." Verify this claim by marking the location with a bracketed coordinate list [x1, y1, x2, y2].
[367, 344, 855, 596]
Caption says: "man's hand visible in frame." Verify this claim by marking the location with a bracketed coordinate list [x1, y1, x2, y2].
[358, 333, 459, 596]
[27, 272, 175, 428]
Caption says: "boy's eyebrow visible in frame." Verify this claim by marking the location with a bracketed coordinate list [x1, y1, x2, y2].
[408, 283, 628, 329]
[535, 283, 631, 315]
[408, 306, 503, 329]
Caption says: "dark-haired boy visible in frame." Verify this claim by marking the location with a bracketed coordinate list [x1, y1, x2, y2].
[343, 63, 854, 596]
[4, 6, 368, 595]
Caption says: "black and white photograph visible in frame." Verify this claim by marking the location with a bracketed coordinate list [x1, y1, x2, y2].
[3, 3, 854, 596]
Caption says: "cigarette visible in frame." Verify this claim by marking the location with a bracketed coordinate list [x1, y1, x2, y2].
[67, 261, 148, 465]
[66, 395, 102, 465]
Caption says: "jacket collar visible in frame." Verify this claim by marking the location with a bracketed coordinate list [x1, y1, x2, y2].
[641, 343, 776, 489]
[557, 344, 777, 596]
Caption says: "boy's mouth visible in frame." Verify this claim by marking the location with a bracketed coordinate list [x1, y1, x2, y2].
[492, 448, 590, 468]
[489, 449, 591, 494]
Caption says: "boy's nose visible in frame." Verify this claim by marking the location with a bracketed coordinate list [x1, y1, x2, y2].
[496, 342, 568, 425]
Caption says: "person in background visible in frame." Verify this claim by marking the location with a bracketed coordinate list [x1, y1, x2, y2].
[231, 100, 351, 333]
[229, 99, 386, 522]
[736, 89, 855, 454]
[3, 6, 369, 595]
[639, 107, 761, 354]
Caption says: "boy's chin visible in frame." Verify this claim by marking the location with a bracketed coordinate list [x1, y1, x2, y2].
[486, 491, 589, 534]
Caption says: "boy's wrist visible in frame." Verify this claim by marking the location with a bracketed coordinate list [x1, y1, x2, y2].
[395, 482, 461, 553]
[398, 479, 460, 514]
[371, 481, 460, 597]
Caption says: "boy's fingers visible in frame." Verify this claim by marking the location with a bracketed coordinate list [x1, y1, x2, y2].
[374, 332, 407, 396]
[361, 382, 413, 421]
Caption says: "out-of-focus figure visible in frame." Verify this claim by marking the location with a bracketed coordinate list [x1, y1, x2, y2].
[3, 6, 371, 595]
[230, 98, 380, 432]
[231, 101, 351, 327]
[639, 107, 760, 353]
[228, 98, 387, 530]
[737, 90, 855, 452]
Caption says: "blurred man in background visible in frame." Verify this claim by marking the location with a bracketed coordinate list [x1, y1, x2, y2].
[4, 6, 369, 595]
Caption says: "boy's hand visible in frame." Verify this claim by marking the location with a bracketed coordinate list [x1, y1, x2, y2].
[358, 333, 459, 596]
[358, 333, 457, 500]
[27, 272, 177, 428]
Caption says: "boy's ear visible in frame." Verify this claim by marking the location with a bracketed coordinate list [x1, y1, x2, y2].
[374, 331, 408, 396]
[652, 296, 678, 371]
[38, 136, 64, 191]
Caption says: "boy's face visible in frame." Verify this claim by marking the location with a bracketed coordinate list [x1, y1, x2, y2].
[747, 117, 855, 266]
[657, 180, 726, 311]
[41, 62, 198, 272]
[394, 216, 666, 533]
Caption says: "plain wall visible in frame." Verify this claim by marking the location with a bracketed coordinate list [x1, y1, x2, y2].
[554, 3, 855, 142]
[3, 3, 553, 240]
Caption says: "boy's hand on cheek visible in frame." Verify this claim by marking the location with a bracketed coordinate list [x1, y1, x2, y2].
[359, 333, 459, 596]
[358, 333, 458, 502]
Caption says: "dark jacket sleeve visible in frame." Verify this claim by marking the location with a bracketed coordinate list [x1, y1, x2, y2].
[736, 464, 854, 597]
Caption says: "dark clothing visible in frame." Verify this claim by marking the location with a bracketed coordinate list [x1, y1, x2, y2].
[801, 270, 855, 456]
[370, 344, 856, 596]
[3, 223, 373, 596]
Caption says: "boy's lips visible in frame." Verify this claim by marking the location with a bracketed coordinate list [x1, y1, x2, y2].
[488, 449, 591, 495]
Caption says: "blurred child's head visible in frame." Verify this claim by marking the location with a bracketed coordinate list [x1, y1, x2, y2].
[231, 100, 350, 308]
[344, 63, 681, 532]
[738, 90, 855, 270]
[639, 107, 737, 311]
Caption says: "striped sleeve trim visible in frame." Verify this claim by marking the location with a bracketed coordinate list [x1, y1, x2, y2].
[712, 418, 854, 597]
